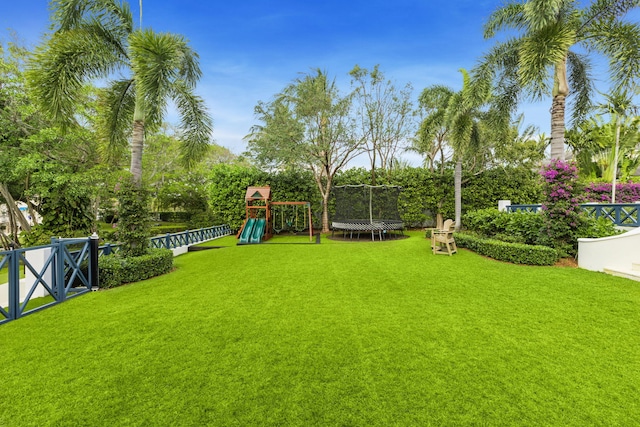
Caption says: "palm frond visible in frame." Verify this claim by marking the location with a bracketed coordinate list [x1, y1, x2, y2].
[522, 0, 567, 32]
[26, 25, 127, 127]
[517, 23, 575, 96]
[566, 51, 593, 125]
[97, 78, 135, 164]
[484, 2, 527, 38]
[130, 29, 204, 129]
[579, 0, 640, 36]
[52, 0, 133, 34]
[171, 81, 213, 169]
[586, 20, 640, 89]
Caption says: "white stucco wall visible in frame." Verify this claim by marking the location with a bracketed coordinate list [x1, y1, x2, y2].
[578, 227, 640, 272]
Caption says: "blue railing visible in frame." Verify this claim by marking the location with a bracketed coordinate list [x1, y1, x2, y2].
[0, 237, 98, 325]
[99, 224, 232, 255]
[1, 225, 231, 325]
[507, 203, 640, 227]
[150, 224, 232, 250]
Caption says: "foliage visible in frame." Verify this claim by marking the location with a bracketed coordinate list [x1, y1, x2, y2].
[476, 0, 640, 159]
[205, 164, 544, 231]
[455, 232, 558, 266]
[583, 181, 640, 203]
[28, 0, 212, 184]
[539, 160, 582, 256]
[349, 64, 414, 184]
[566, 114, 640, 181]
[98, 248, 173, 289]
[463, 209, 544, 246]
[246, 69, 364, 232]
[207, 164, 267, 230]
[115, 175, 151, 257]
[576, 216, 620, 240]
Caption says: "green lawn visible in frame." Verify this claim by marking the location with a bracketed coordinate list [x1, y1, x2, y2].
[1, 231, 639, 426]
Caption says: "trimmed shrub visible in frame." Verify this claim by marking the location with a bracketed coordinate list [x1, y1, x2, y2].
[157, 211, 192, 222]
[455, 232, 558, 266]
[150, 225, 189, 235]
[98, 249, 173, 289]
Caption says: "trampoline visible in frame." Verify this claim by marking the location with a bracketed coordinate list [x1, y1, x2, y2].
[331, 185, 404, 240]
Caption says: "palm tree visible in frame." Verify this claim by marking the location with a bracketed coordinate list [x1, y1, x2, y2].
[475, 0, 640, 160]
[599, 89, 638, 202]
[416, 70, 496, 230]
[27, 0, 212, 185]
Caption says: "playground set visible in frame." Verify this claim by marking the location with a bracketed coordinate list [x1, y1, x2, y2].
[237, 186, 314, 244]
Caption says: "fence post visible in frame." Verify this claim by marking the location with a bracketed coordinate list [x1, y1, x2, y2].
[8, 251, 19, 321]
[165, 233, 171, 250]
[90, 233, 99, 291]
[51, 237, 65, 302]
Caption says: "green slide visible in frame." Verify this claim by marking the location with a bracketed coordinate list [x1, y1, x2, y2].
[249, 218, 266, 244]
[238, 218, 255, 244]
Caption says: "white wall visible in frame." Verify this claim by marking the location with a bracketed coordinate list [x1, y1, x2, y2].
[578, 227, 640, 271]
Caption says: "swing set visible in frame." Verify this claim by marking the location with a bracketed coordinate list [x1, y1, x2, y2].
[237, 186, 314, 244]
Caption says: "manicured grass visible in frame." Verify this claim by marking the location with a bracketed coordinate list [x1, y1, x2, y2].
[1, 231, 639, 426]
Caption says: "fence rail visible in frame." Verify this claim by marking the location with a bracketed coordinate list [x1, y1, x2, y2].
[1, 224, 231, 325]
[99, 224, 232, 255]
[507, 203, 640, 227]
[0, 237, 97, 325]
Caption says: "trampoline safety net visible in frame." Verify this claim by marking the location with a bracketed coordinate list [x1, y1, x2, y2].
[331, 185, 404, 239]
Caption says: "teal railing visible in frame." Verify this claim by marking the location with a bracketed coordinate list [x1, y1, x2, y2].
[507, 203, 640, 227]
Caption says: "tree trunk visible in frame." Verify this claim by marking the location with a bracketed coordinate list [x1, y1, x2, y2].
[130, 119, 145, 185]
[322, 193, 330, 233]
[454, 160, 462, 231]
[612, 119, 621, 203]
[0, 183, 31, 233]
[550, 95, 566, 160]
[550, 59, 569, 160]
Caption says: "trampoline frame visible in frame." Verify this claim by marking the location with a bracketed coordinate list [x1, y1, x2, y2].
[331, 184, 404, 241]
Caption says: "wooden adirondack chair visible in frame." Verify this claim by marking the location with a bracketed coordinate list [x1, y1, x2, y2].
[431, 219, 457, 255]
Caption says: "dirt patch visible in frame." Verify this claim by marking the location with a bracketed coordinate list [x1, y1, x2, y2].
[555, 257, 578, 268]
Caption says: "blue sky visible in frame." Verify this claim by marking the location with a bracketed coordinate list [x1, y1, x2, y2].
[1, 1, 629, 166]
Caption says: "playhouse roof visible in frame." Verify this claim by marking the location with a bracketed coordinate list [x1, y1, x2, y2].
[245, 186, 271, 201]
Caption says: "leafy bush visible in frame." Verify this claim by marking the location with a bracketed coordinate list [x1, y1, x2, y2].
[463, 208, 543, 245]
[98, 249, 173, 289]
[455, 232, 558, 266]
[575, 216, 620, 240]
[115, 176, 151, 257]
[205, 164, 543, 232]
[157, 211, 192, 222]
[150, 224, 189, 235]
[187, 211, 217, 229]
[583, 181, 640, 203]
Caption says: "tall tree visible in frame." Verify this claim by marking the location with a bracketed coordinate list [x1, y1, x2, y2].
[415, 70, 502, 230]
[599, 88, 638, 202]
[246, 69, 364, 232]
[349, 65, 413, 184]
[411, 85, 455, 174]
[475, 0, 640, 160]
[27, 0, 212, 185]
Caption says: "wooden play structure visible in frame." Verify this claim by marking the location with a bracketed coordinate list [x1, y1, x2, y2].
[237, 186, 314, 244]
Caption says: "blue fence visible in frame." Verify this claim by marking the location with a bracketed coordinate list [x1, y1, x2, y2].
[98, 224, 232, 256]
[0, 225, 231, 325]
[149, 224, 232, 250]
[507, 203, 640, 227]
[0, 237, 98, 325]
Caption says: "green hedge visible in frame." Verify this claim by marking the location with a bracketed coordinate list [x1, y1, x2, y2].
[207, 164, 543, 231]
[98, 249, 174, 289]
[455, 232, 558, 266]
